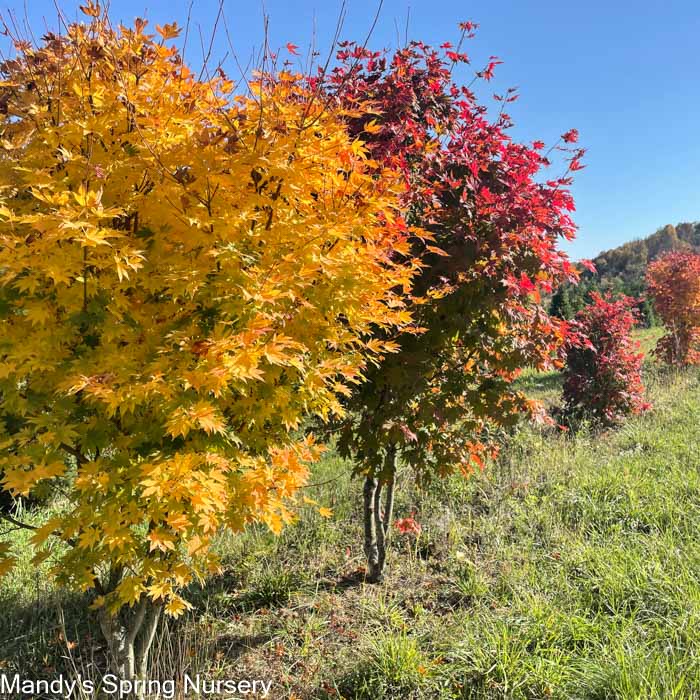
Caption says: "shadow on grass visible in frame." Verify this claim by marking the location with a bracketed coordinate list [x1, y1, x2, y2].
[315, 568, 371, 593]
[513, 370, 564, 396]
[0, 588, 103, 677]
[209, 632, 270, 663]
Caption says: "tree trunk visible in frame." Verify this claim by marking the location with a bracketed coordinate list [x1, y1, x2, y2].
[136, 603, 162, 680]
[363, 476, 381, 582]
[363, 446, 397, 583]
[379, 468, 396, 572]
[98, 598, 163, 697]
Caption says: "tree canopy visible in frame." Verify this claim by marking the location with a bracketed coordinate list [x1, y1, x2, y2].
[0, 9, 419, 626]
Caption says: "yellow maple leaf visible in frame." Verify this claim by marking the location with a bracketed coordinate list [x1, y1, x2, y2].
[165, 595, 193, 618]
[190, 402, 226, 435]
[148, 528, 177, 552]
[0, 555, 17, 577]
[116, 576, 146, 606]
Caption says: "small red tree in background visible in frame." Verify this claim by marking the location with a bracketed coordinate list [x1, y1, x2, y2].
[563, 293, 650, 427]
[646, 252, 700, 366]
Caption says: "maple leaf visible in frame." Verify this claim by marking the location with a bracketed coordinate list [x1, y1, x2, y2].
[79, 2, 100, 17]
[155, 22, 181, 40]
[117, 577, 146, 606]
[190, 402, 226, 434]
[399, 423, 418, 442]
[78, 528, 101, 549]
[148, 581, 173, 601]
[165, 595, 193, 617]
[395, 515, 421, 536]
[0, 554, 17, 577]
[363, 119, 382, 134]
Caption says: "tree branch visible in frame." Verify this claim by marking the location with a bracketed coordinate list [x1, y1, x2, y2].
[0, 512, 36, 531]
[0, 512, 78, 548]
[60, 442, 87, 465]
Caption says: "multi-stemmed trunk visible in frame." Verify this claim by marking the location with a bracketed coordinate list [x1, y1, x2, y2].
[97, 597, 162, 694]
[363, 446, 397, 583]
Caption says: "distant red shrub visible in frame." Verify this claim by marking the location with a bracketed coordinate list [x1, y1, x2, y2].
[563, 293, 650, 427]
[646, 251, 700, 366]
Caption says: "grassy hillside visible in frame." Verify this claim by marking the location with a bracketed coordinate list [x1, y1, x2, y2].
[2, 330, 700, 699]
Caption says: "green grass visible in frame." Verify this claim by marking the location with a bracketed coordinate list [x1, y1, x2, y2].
[2, 331, 700, 699]
[634, 325, 664, 356]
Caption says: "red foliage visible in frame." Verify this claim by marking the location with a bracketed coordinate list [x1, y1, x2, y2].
[563, 293, 650, 427]
[646, 251, 700, 366]
[394, 514, 422, 536]
[321, 35, 587, 477]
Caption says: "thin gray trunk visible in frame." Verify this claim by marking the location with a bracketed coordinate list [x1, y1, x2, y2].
[363, 446, 398, 583]
[136, 603, 162, 680]
[363, 476, 381, 581]
[380, 468, 396, 570]
[98, 598, 162, 697]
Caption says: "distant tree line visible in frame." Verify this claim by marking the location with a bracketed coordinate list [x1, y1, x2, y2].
[550, 222, 700, 325]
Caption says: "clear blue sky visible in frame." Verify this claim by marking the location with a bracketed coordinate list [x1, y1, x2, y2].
[3, 0, 699, 259]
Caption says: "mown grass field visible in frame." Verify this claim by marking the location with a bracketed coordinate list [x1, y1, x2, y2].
[3, 328, 700, 699]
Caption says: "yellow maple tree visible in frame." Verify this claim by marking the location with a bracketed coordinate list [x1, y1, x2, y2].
[0, 4, 418, 679]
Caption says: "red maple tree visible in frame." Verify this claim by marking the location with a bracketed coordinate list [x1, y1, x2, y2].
[646, 251, 700, 366]
[311, 31, 589, 579]
[563, 293, 650, 427]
